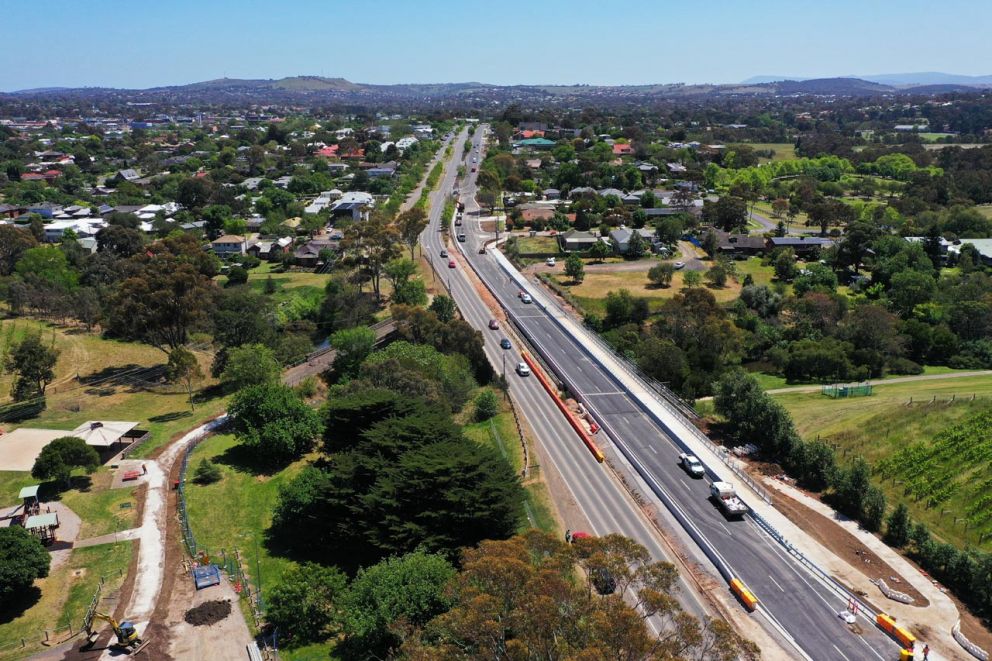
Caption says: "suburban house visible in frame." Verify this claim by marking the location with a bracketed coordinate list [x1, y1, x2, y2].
[0, 204, 25, 219]
[948, 238, 992, 266]
[27, 202, 64, 219]
[513, 137, 556, 150]
[330, 191, 374, 220]
[559, 229, 600, 252]
[43, 218, 107, 243]
[543, 188, 561, 200]
[211, 234, 256, 256]
[293, 238, 338, 267]
[112, 168, 141, 183]
[612, 143, 635, 156]
[767, 236, 835, 257]
[367, 166, 396, 178]
[610, 227, 657, 254]
[248, 237, 294, 261]
[517, 204, 557, 224]
[717, 232, 766, 257]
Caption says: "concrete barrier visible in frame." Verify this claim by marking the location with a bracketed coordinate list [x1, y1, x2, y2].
[953, 621, 991, 661]
[872, 578, 915, 605]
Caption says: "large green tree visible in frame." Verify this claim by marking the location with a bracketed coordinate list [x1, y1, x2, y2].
[229, 383, 321, 462]
[266, 563, 347, 648]
[31, 436, 99, 490]
[5, 334, 59, 402]
[220, 343, 281, 390]
[0, 527, 50, 601]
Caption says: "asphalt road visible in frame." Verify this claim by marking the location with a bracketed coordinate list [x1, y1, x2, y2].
[446, 126, 900, 661]
[419, 129, 716, 628]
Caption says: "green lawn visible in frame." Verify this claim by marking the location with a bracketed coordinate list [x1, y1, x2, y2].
[515, 236, 560, 256]
[463, 404, 558, 534]
[60, 472, 139, 539]
[0, 541, 133, 660]
[0, 318, 229, 460]
[774, 375, 992, 549]
[752, 365, 973, 391]
[184, 433, 310, 601]
[976, 205, 992, 219]
[917, 132, 955, 142]
[736, 143, 797, 162]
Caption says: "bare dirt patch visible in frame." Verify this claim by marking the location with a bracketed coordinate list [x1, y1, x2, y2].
[763, 478, 929, 607]
[184, 599, 232, 626]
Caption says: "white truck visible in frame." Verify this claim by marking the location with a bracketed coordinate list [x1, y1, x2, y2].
[679, 453, 704, 478]
[710, 481, 749, 518]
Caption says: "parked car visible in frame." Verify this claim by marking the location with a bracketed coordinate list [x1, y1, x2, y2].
[521, 293, 533, 304]
[546, 257, 556, 267]
[478, 246, 486, 254]
[516, 362, 531, 376]
[673, 261, 686, 270]
[500, 338, 512, 349]
[488, 319, 500, 330]
[448, 259, 456, 268]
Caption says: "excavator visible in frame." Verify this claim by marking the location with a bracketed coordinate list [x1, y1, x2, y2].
[83, 611, 149, 654]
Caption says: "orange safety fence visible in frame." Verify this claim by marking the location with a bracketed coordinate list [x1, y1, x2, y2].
[521, 352, 605, 463]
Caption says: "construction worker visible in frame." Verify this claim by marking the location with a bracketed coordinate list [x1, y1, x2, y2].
[922, 643, 929, 660]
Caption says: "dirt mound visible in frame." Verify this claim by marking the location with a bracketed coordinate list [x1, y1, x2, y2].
[184, 599, 232, 626]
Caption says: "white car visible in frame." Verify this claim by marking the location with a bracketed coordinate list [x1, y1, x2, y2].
[516, 362, 531, 376]
[546, 257, 556, 267]
[521, 293, 533, 304]
[673, 261, 686, 270]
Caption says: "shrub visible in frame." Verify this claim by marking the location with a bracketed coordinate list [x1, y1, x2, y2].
[192, 459, 222, 485]
[475, 390, 500, 421]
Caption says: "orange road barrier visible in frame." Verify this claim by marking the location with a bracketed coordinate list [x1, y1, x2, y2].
[730, 578, 759, 611]
[877, 613, 917, 649]
[521, 352, 605, 463]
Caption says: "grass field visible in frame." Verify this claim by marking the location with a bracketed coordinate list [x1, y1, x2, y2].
[0, 318, 229, 460]
[185, 434, 308, 596]
[736, 143, 797, 162]
[0, 541, 133, 661]
[463, 399, 558, 534]
[515, 236, 560, 256]
[750, 365, 974, 391]
[773, 375, 992, 550]
[553, 268, 741, 316]
[976, 205, 992, 219]
[917, 132, 956, 142]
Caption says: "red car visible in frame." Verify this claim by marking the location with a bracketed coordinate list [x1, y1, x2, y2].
[488, 319, 500, 330]
[448, 259, 457, 268]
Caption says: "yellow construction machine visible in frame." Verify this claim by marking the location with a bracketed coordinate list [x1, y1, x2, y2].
[84, 611, 148, 653]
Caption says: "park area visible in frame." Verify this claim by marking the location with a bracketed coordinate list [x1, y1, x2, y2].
[0, 318, 228, 460]
[773, 375, 992, 551]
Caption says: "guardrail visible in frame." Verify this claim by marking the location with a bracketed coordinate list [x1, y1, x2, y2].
[750, 510, 877, 620]
[490, 248, 772, 506]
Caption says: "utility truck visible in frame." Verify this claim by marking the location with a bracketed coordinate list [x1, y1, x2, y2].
[710, 481, 748, 518]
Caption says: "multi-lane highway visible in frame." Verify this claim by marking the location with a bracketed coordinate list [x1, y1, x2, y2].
[434, 126, 901, 661]
[419, 129, 718, 628]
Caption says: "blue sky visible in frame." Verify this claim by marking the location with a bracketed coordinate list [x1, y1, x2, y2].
[4, 0, 991, 90]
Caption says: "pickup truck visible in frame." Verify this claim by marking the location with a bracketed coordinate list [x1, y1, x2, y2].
[710, 481, 749, 518]
[678, 453, 704, 478]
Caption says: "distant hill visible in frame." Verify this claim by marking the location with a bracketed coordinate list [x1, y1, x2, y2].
[4, 75, 983, 105]
[744, 72, 992, 87]
[773, 77, 894, 95]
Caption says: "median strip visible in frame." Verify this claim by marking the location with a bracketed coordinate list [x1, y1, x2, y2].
[520, 351, 605, 463]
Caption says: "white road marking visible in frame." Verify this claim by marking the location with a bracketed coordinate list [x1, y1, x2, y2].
[718, 521, 733, 536]
[647, 444, 658, 455]
[679, 479, 692, 493]
[832, 644, 852, 661]
[768, 574, 785, 592]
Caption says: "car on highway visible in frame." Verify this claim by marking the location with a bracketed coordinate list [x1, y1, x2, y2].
[500, 338, 512, 349]
[521, 293, 533, 304]
[457, 233, 466, 242]
[439, 248, 447, 258]
[674, 261, 685, 270]
[478, 246, 486, 254]
[546, 257, 556, 267]
[679, 453, 705, 478]
[471, 167, 476, 173]
[455, 217, 462, 226]
[447, 259, 456, 268]
[516, 362, 531, 376]
[488, 319, 500, 330]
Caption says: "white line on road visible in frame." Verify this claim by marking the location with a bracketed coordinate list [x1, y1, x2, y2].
[679, 479, 692, 493]
[768, 574, 785, 592]
[647, 445, 658, 455]
[832, 644, 852, 661]
[717, 521, 733, 536]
